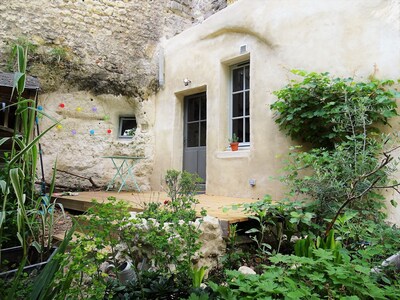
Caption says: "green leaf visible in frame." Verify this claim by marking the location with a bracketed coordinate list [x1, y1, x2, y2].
[9, 121, 59, 166]
[287, 290, 306, 299]
[245, 228, 260, 234]
[0, 180, 6, 194]
[0, 137, 10, 148]
[313, 248, 334, 261]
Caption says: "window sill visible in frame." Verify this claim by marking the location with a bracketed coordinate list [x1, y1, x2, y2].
[216, 149, 250, 159]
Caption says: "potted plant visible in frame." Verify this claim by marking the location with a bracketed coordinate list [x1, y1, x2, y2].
[229, 133, 239, 151]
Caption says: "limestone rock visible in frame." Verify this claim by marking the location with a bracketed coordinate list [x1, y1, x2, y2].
[195, 216, 226, 273]
[238, 266, 256, 275]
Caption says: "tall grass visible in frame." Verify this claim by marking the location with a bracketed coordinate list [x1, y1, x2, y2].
[0, 45, 59, 266]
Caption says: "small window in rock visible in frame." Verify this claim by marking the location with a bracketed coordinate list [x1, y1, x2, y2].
[118, 117, 137, 138]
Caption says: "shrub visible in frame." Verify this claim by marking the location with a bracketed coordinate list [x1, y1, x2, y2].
[54, 170, 204, 299]
[271, 70, 399, 148]
[210, 250, 399, 299]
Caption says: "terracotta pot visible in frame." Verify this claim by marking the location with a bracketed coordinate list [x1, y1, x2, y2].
[230, 142, 239, 151]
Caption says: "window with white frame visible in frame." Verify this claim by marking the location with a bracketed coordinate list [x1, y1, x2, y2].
[231, 61, 250, 145]
[118, 116, 137, 138]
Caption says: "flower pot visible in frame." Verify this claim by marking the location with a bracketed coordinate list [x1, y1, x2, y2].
[0, 246, 57, 279]
[117, 261, 136, 284]
[230, 142, 239, 151]
[106, 261, 137, 285]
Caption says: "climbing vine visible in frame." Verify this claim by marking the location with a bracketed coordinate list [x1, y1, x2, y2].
[271, 70, 399, 148]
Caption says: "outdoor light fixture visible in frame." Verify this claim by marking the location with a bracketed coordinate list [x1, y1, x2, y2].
[183, 78, 191, 86]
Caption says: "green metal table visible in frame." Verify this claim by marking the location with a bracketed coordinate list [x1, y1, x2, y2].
[103, 156, 145, 192]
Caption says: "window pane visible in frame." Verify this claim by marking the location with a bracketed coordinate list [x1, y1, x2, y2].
[200, 95, 206, 120]
[232, 118, 243, 143]
[245, 117, 250, 143]
[232, 68, 243, 92]
[245, 65, 250, 89]
[200, 121, 206, 146]
[232, 93, 244, 117]
[245, 91, 250, 116]
[187, 98, 200, 122]
[187, 123, 199, 147]
[120, 118, 137, 137]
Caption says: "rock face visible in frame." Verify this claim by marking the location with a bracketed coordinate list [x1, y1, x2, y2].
[194, 216, 226, 272]
[0, 0, 227, 188]
[0, 0, 227, 96]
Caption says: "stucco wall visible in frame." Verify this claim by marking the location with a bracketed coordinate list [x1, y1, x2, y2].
[152, 0, 400, 223]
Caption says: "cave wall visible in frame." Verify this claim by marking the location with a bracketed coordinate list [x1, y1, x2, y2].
[0, 0, 227, 189]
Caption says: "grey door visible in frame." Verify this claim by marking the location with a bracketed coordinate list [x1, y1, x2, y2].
[183, 92, 206, 183]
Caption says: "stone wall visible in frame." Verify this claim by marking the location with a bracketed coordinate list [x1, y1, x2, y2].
[0, 0, 227, 189]
[0, 0, 227, 96]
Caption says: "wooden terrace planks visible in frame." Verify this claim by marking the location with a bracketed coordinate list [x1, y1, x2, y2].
[53, 191, 257, 223]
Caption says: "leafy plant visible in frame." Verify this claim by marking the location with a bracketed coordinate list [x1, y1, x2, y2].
[271, 70, 399, 148]
[272, 70, 400, 235]
[55, 169, 205, 298]
[210, 250, 399, 299]
[229, 133, 239, 143]
[229, 195, 314, 255]
[5, 37, 38, 71]
[191, 265, 207, 288]
[1, 45, 59, 267]
[29, 224, 76, 300]
[49, 46, 68, 64]
[294, 229, 343, 263]
[161, 169, 204, 220]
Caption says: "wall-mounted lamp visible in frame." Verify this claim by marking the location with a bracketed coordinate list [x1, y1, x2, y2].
[249, 178, 256, 187]
[183, 78, 191, 86]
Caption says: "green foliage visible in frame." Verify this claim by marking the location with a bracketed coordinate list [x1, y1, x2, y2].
[333, 214, 400, 263]
[5, 37, 38, 71]
[52, 199, 130, 299]
[48, 46, 68, 64]
[210, 250, 399, 299]
[29, 224, 76, 300]
[229, 133, 239, 143]
[191, 265, 207, 288]
[55, 174, 204, 299]
[281, 139, 392, 222]
[272, 70, 400, 232]
[271, 70, 399, 148]
[208, 70, 400, 299]
[230, 195, 315, 255]
[1, 45, 60, 271]
[158, 169, 203, 221]
[220, 223, 247, 270]
[294, 230, 343, 263]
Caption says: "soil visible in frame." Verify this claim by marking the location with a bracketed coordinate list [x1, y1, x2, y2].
[48, 208, 74, 241]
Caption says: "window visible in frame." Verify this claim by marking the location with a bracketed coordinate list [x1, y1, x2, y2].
[118, 117, 137, 138]
[231, 61, 250, 145]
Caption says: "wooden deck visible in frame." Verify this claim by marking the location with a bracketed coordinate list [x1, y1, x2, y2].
[53, 191, 258, 236]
